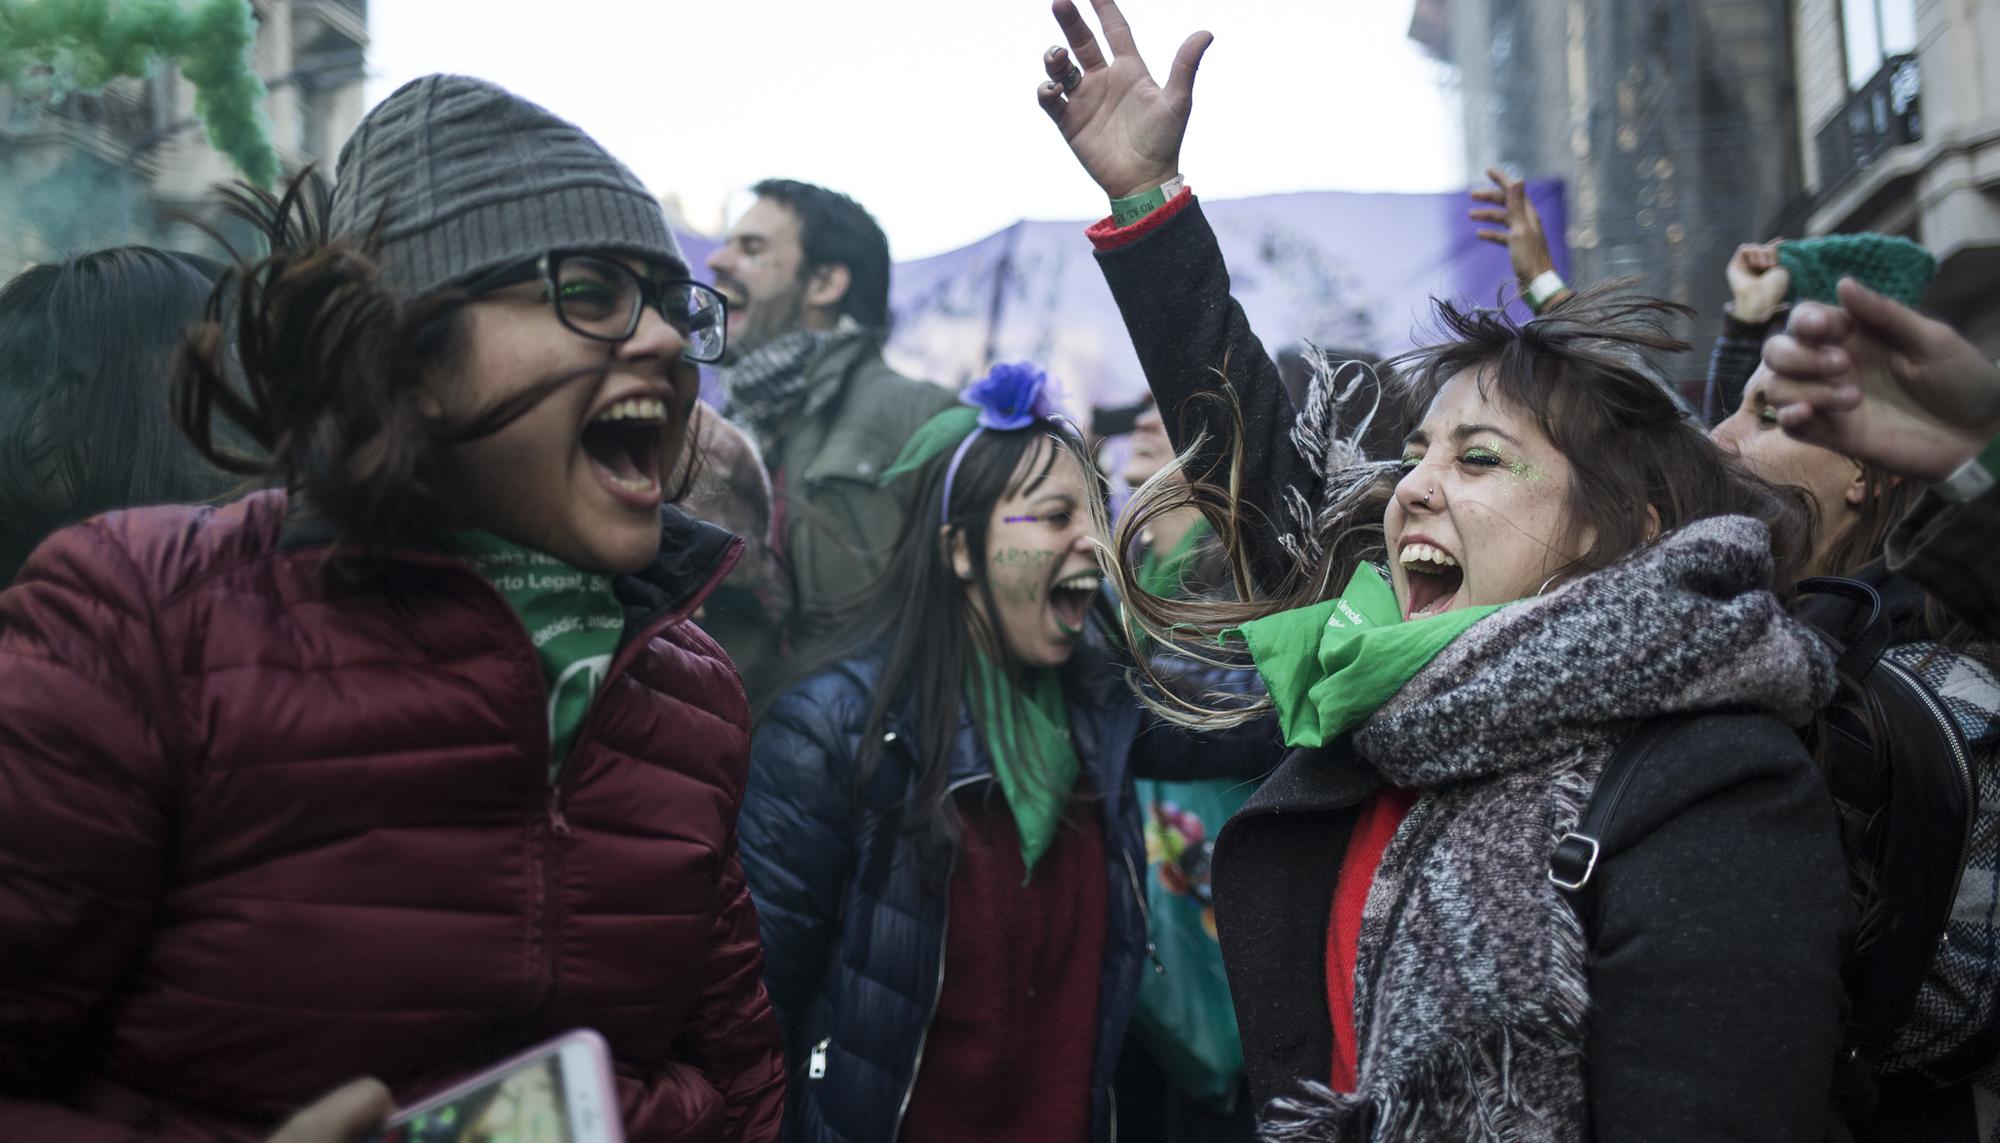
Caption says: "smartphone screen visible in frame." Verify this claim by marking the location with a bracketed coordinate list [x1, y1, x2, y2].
[373, 1032, 619, 1143]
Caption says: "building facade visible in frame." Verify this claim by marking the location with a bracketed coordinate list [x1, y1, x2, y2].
[1413, 0, 1800, 383]
[1415, 0, 2000, 367]
[0, 0, 368, 278]
[1793, 0, 2000, 353]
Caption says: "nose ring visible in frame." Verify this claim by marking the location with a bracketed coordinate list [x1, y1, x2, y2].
[1421, 486, 1435, 507]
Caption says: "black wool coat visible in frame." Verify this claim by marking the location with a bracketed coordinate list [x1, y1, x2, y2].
[1092, 197, 1852, 1141]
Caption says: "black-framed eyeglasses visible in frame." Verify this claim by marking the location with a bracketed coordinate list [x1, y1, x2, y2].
[465, 251, 728, 364]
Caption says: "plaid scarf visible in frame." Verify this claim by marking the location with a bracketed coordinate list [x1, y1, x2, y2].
[1877, 638, 2000, 1105]
[720, 316, 869, 453]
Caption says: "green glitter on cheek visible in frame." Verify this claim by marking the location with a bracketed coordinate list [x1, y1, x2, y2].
[1507, 459, 1547, 481]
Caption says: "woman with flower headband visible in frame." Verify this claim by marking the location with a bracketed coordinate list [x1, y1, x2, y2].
[738, 362, 1268, 1143]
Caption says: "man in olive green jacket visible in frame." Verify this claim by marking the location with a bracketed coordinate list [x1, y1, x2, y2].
[708, 179, 956, 705]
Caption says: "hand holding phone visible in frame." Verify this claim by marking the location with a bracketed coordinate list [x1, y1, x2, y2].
[370, 1030, 622, 1143]
[269, 1078, 397, 1143]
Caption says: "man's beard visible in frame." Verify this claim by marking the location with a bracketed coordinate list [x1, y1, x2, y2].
[719, 279, 810, 365]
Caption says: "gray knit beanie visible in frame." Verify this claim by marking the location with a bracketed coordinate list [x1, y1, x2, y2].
[328, 74, 685, 298]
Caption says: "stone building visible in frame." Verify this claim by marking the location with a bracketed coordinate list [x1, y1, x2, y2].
[1792, 0, 2000, 353]
[1413, 0, 2000, 365]
[1411, 0, 1799, 382]
[0, 0, 369, 278]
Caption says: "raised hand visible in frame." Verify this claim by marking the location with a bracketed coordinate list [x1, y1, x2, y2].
[1725, 241, 1790, 323]
[1469, 166, 1556, 288]
[1762, 278, 2000, 481]
[1035, 0, 1212, 199]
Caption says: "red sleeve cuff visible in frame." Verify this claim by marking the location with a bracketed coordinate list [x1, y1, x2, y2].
[1085, 187, 1196, 253]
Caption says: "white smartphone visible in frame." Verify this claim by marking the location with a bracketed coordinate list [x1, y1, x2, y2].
[371, 1028, 623, 1143]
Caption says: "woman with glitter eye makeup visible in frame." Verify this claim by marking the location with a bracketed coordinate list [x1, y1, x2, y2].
[1034, 4, 1850, 1137]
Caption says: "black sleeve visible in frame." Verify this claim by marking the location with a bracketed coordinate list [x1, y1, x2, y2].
[1093, 200, 1321, 593]
[1128, 658, 1284, 782]
[1586, 716, 1849, 1142]
[1890, 488, 2000, 643]
[1701, 311, 1777, 427]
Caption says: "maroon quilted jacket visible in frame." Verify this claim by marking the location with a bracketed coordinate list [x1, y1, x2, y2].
[0, 490, 784, 1141]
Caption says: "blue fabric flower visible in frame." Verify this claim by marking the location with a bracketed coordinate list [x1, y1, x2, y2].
[962, 362, 1055, 430]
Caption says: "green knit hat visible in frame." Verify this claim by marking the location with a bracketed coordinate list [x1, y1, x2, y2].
[1778, 233, 1935, 308]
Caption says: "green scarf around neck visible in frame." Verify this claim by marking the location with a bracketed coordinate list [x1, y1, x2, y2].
[1233, 563, 1502, 749]
[965, 649, 1083, 879]
[452, 530, 626, 776]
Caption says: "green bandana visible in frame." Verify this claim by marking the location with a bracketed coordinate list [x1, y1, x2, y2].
[966, 649, 1083, 879]
[1135, 516, 1213, 599]
[453, 531, 626, 776]
[1233, 564, 1501, 749]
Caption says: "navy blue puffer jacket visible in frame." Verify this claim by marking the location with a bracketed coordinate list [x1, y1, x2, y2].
[739, 635, 1270, 1143]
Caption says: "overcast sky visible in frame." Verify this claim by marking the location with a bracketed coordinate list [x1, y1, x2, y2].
[365, 0, 1463, 260]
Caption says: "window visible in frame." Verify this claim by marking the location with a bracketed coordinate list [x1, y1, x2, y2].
[1843, 0, 1918, 89]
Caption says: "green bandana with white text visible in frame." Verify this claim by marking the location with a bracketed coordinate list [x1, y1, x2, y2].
[453, 531, 626, 776]
[1232, 564, 1502, 749]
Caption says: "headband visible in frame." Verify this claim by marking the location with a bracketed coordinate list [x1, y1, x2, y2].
[880, 362, 1062, 524]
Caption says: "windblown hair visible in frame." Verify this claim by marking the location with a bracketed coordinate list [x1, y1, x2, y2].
[171, 169, 700, 551]
[0, 246, 237, 586]
[1108, 285, 1816, 730]
[769, 421, 1106, 885]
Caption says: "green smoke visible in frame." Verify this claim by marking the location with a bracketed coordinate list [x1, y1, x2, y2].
[0, 0, 278, 188]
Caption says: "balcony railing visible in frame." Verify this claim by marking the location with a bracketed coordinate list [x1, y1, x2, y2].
[1815, 53, 1922, 194]
[294, 0, 368, 47]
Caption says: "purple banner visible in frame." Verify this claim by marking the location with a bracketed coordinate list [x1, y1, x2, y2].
[688, 180, 1565, 416]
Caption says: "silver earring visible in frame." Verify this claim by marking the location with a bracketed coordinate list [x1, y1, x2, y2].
[1537, 571, 1564, 596]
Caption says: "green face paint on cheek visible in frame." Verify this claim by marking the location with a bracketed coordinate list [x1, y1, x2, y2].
[1507, 458, 1547, 481]
[989, 547, 1056, 604]
[992, 548, 1059, 568]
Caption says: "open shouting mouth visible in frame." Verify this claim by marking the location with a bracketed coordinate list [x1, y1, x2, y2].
[1050, 567, 1103, 637]
[582, 392, 669, 510]
[1398, 538, 1463, 620]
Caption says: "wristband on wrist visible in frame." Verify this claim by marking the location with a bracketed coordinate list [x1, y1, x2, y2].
[1524, 269, 1567, 313]
[1110, 175, 1186, 228]
[1939, 434, 2000, 503]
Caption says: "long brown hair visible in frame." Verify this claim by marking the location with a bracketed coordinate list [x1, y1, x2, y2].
[1107, 286, 1816, 729]
[764, 423, 1107, 887]
[171, 169, 700, 550]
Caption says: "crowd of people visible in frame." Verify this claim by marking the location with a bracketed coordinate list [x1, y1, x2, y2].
[2, 2, 1999, 1141]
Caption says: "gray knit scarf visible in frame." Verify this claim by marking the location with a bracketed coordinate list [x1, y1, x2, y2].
[720, 315, 869, 453]
[1264, 515, 1835, 1142]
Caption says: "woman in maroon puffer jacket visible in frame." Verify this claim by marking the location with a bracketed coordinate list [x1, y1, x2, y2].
[0, 76, 783, 1142]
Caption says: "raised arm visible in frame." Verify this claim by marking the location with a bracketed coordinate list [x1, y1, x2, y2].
[1470, 167, 1571, 314]
[1034, 0, 1319, 590]
[1701, 242, 1791, 425]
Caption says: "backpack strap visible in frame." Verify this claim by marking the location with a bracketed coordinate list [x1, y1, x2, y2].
[1796, 576, 1891, 682]
[1549, 714, 1702, 926]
